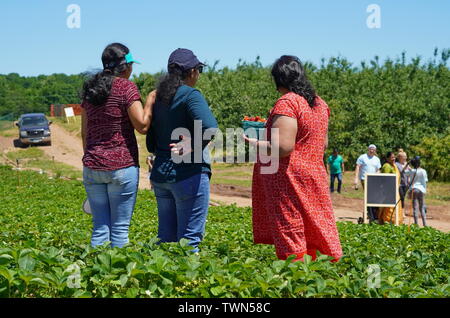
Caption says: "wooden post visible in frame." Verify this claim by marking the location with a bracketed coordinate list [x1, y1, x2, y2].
[16, 159, 20, 188]
[364, 179, 368, 224]
[395, 173, 399, 226]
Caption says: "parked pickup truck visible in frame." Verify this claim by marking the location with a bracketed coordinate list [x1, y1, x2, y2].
[15, 113, 52, 146]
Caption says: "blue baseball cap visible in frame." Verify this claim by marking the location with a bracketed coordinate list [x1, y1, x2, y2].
[168, 48, 205, 71]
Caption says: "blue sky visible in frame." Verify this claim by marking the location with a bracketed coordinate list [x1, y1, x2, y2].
[1, 0, 449, 76]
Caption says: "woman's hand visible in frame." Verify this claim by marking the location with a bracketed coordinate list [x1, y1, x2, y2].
[169, 135, 192, 156]
[242, 133, 258, 147]
[146, 155, 155, 170]
[243, 134, 274, 158]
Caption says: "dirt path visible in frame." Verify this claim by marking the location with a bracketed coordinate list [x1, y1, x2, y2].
[41, 124, 84, 170]
[2, 124, 449, 233]
[0, 135, 16, 165]
[0, 136, 13, 152]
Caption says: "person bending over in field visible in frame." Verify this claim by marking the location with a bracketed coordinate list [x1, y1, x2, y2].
[81, 43, 155, 247]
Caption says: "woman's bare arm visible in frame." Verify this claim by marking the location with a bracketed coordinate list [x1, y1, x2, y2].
[127, 90, 156, 135]
[243, 115, 297, 158]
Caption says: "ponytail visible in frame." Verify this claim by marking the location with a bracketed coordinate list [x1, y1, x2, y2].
[81, 71, 115, 106]
[81, 43, 130, 106]
[156, 64, 191, 105]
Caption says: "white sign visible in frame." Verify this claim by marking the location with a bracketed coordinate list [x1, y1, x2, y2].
[64, 107, 75, 118]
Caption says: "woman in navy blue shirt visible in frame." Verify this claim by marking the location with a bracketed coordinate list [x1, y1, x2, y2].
[147, 48, 218, 252]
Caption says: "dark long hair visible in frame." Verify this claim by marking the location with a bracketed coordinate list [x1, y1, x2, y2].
[81, 43, 131, 106]
[410, 156, 421, 169]
[156, 64, 191, 105]
[271, 55, 317, 107]
[385, 151, 395, 165]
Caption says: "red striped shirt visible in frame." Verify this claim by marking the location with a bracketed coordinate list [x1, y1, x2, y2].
[81, 77, 141, 170]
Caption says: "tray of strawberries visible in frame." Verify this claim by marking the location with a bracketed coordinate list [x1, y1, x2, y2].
[242, 116, 267, 139]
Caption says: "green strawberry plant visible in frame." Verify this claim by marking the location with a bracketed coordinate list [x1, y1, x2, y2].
[0, 165, 449, 298]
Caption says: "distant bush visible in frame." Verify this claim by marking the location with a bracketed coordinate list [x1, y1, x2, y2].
[136, 50, 450, 177]
[411, 130, 450, 181]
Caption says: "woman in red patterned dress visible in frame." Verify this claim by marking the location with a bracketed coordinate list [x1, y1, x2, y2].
[244, 55, 342, 262]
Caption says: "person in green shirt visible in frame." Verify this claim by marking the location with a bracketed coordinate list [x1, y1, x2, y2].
[327, 148, 345, 193]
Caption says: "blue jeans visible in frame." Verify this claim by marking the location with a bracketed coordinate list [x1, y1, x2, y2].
[83, 166, 139, 248]
[412, 189, 427, 226]
[330, 173, 343, 193]
[151, 173, 210, 253]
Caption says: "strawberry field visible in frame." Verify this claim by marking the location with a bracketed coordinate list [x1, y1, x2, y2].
[0, 165, 449, 298]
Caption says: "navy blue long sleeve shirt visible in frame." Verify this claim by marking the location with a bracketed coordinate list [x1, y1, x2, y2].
[146, 85, 218, 183]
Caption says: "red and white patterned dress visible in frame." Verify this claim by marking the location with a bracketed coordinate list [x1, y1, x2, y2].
[252, 92, 342, 262]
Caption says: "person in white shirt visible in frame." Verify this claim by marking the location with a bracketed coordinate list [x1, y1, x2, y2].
[403, 156, 428, 227]
[354, 144, 381, 222]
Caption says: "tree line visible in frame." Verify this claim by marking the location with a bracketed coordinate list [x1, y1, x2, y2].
[0, 50, 448, 180]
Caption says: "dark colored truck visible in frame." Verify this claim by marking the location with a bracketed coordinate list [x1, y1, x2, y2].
[15, 113, 52, 146]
